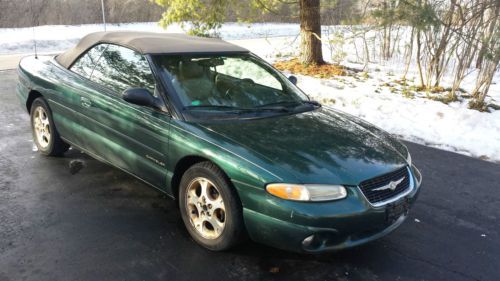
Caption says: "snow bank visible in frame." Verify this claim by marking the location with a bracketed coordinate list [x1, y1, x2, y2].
[299, 74, 500, 161]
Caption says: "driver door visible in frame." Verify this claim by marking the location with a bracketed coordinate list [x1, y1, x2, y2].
[71, 44, 170, 190]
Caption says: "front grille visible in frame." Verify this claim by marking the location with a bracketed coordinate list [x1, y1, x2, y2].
[359, 167, 410, 205]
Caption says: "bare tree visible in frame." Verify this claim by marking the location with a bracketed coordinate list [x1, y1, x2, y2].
[470, 1, 500, 109]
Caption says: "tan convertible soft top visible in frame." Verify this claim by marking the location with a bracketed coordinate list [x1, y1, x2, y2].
[55, 31, 249, 69]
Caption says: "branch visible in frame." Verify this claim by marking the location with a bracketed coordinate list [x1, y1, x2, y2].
[275, 0, 299, 4]
[254, 0, 280, 15]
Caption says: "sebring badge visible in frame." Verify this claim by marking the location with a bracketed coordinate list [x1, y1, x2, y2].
[372, 177, 404, 191]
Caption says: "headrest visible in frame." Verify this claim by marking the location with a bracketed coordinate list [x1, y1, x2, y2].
[179, 61, 204, 79]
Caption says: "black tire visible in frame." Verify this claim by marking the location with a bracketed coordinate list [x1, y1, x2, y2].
[30, 97, 69, 156]
[179, 161, 245, 251]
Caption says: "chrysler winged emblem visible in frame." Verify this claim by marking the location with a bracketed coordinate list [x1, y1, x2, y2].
[372, 177, 404, 191]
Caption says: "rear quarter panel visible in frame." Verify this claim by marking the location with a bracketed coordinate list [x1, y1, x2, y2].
[17, 55, 83, 142]
[16, 64, 31, 109]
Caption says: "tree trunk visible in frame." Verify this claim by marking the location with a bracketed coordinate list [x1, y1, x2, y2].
[402, 27, 415, 80]
[431, 1, 456, 87]
[476, 44, 487, 69]
[470, 55, 499, 108]
[300, 0, 324, 65]
[416, 30, 425, 87]
[477, 2, 499, 69]
[470, 2, 500, 108]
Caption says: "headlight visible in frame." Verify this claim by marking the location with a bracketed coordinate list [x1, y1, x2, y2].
[407, 151, 412, 166]
[266, 184, 347, 201]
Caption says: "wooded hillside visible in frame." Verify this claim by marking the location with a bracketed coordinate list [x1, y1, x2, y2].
[0, 0, 357, 28]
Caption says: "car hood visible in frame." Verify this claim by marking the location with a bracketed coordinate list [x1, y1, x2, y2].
[200, 107, 408, 185]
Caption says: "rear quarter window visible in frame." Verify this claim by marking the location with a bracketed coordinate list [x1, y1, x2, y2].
[89, 44, 156, 96]
[69, 44, 107, 78]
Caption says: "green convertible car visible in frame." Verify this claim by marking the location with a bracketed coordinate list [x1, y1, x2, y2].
[16, 31, 422, 253]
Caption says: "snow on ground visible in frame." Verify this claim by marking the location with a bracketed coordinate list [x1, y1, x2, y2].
[302, 74, 500, 161]
[1, 22, 499, 162]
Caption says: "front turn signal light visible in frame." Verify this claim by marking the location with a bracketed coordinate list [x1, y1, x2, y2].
[266, 184, 347, 202]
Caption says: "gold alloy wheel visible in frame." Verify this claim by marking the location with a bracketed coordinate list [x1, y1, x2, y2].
[186, 177, 226, 239]
[33, 106, 51, 149]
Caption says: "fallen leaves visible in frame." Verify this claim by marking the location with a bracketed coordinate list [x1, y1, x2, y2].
[273, 58, 348, 78]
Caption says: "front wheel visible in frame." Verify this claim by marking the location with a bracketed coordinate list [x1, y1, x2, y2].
[179, 161, 245, 251]
[30, 97, 69, 156]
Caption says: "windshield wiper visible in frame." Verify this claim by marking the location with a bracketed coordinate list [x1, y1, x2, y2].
[253, 106, 290, 112]
[185, 104, 290, 113]
[185, 105, 244, 111]
[256, 100, 321, 110]
[256, 100, 303, 108]
[302, 100, 321, 107]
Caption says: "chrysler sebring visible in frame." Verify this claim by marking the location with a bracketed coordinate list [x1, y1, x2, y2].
[16, 31, 422, 252]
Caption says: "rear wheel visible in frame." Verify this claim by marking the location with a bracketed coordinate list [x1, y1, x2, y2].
[179, 161, 245, 251]
[30, 97, 69, 156]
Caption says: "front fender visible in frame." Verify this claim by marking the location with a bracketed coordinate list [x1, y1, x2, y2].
[166, 120, 291, 196]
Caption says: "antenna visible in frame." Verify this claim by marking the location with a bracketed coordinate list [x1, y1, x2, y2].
[30, 0, 38, 59]
[101, 0, 107, 31]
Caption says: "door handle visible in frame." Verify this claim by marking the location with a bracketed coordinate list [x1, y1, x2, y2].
[80, 96, 92, 108]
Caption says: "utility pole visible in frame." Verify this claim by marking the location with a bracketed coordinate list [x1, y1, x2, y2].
[30, 0, 38, 58]
[101, 0, 107, 31]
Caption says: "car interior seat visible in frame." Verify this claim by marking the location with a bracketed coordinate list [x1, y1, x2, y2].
[179, 61, 217, 104]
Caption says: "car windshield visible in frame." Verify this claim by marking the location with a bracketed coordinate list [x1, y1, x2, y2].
[153, 53, 315, 119]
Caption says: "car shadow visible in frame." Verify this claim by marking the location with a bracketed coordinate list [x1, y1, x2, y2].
[63, 147, 391, 259]
[56, 147, 408, 280]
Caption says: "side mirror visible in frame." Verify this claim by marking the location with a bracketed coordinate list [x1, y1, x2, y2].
[288, 75, 298, 85]
[122, 88, 160, 109]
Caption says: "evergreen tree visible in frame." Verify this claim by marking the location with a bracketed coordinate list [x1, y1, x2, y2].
[154, 0, 325, 65]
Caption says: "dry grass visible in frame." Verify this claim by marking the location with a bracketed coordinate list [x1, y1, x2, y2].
[412, 85, 448, 93]
[273, 58, 348, 78]
[423, 90, 459, 104]
[430, 86, 446, 93]
[468, 99, 489, 112]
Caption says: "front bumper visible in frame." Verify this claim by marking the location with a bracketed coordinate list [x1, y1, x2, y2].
[233, 165, 422, 253]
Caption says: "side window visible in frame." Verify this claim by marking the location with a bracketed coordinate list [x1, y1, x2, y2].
[90, 45, 156, 95]
[70, 44, 107, 78]
[216, 57, 283, 90]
